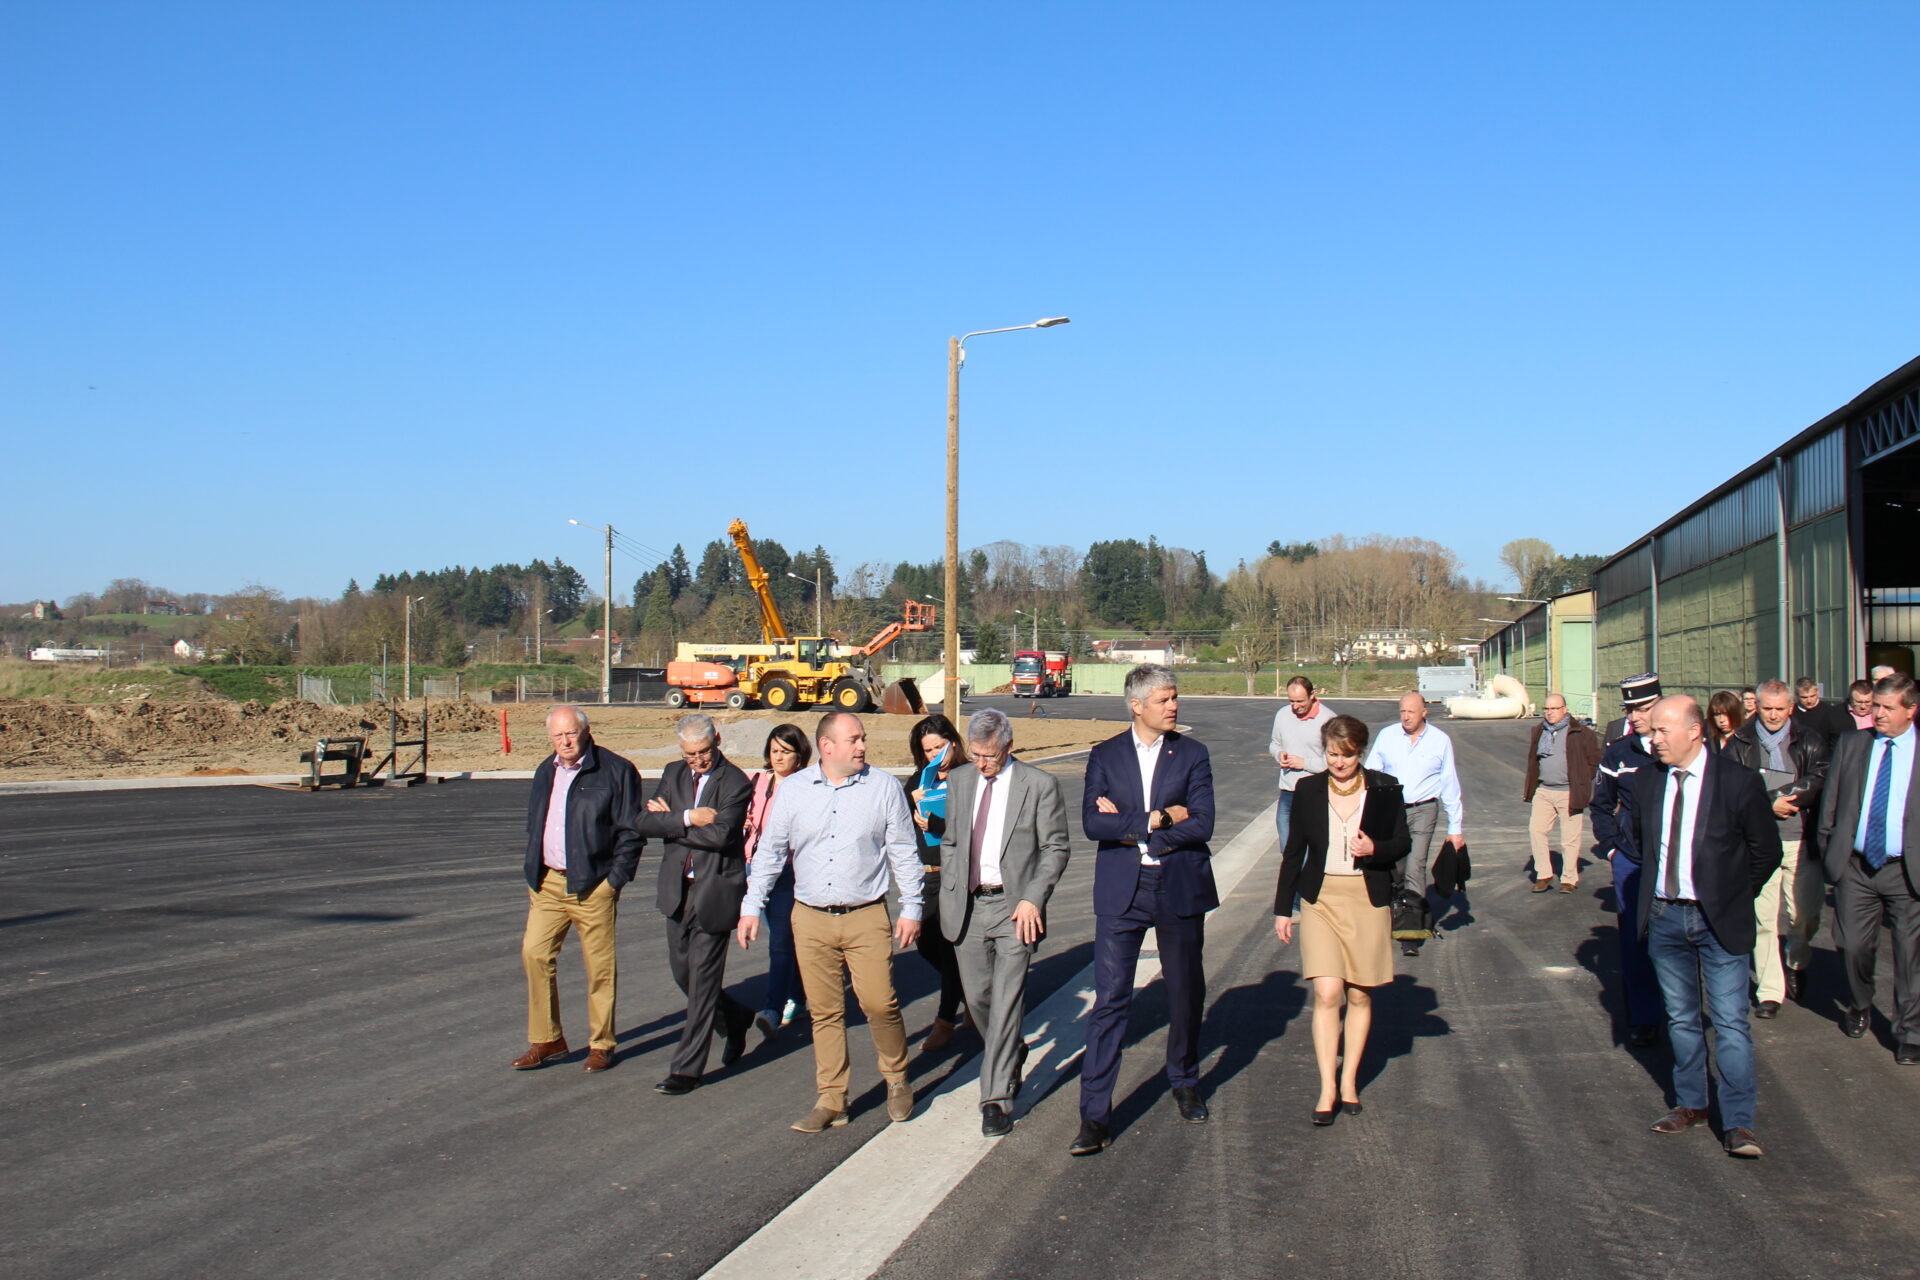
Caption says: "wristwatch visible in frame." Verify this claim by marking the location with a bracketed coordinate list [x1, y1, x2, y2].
[1152, 809, 1169, 831]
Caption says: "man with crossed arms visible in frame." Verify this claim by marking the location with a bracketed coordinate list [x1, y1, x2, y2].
[938, 707, 1072, 1137]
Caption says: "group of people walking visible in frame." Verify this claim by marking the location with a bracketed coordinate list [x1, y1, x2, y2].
[506, 659, 1920, 1163]
[1557, 667, 1920, 1158]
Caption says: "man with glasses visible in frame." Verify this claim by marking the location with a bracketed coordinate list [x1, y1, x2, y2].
[937, 708, 1072, 1136]
[642, 713, 757, 1095]
[1523, 694, 1602, 893]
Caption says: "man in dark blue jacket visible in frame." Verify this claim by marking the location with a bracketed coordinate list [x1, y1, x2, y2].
[1589, 676, 1664, 1047]
[1071, 664, 1215, 1156]
[513, 705, 645, 1073]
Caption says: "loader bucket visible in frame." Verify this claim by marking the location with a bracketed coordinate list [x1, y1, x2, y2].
[880, 677, 926, 716]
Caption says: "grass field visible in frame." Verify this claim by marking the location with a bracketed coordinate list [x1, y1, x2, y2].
[0, 660, 215, 702]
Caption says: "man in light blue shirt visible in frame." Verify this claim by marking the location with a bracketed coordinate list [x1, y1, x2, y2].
[738, 712, 924, 1131]
[1366, 692, 1466, 954]
[1819, 673, 1920, 1063]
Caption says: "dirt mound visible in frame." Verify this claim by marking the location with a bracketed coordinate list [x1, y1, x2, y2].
[0, 699, 497, 768]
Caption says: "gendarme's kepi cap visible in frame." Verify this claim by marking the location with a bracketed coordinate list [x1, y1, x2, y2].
[1620, 673, 1662, 707]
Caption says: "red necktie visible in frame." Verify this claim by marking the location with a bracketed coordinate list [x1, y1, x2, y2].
[968, 774, 997, 891]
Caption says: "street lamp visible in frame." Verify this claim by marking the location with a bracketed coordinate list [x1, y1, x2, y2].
[403, 595, 426, 701]
[945, 316, 1069, 699]
[569, 518, 616, 705]
[788, 569, 824, 635]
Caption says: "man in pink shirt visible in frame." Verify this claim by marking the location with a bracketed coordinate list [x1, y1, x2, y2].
[513, 705, 645, 1073]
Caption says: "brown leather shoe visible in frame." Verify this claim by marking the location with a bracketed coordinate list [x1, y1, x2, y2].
[583, 1047, 615, 1072]
[511, 1038, 569, 1070]
[791, 1105, 849, 1133]
[1531, 879, 1553, 893]
[1649, 1106, 1709, 1134]
[886, 1081, 915, 1122]
[1559, 881, 1577, 893]
[924, 1018, 956, 1051]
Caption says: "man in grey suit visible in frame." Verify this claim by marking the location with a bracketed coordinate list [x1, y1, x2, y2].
[1818, 673, 1920, 1064]
[939, 708, 1073, 1137]
[640, 713, 758, 1095]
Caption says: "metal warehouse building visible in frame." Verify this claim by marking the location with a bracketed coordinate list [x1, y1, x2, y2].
[1481, 353, 1920, 719]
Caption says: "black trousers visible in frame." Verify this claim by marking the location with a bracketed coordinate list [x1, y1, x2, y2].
[915, 871, 967, 1023]
[1834, 854, 1920, 1045]
[666, 898, 750, 1077]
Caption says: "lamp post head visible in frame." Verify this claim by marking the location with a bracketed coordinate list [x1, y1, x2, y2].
[1034, 316, 1070, 327]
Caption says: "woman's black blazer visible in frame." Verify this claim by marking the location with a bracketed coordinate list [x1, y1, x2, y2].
[1273, 769, 1413, 912]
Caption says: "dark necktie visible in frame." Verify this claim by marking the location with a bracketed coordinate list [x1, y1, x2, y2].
[968, 774, 997, 891]
[1864, 740, 1896, 869]
[1663, 768, 1690, 900]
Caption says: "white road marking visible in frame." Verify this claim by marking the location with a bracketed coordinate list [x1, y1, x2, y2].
[698, 802, 1280, 1280]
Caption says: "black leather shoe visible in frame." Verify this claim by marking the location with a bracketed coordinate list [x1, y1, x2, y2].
[1898, 1043, 1920, 1066]
[1341, 1099, 1363, 1115]
[1311, 1107, 1337, 1127]
[981, 1103, 1013, 1137]
[1400, 940, 1422, 957]
[1171, 1086, 1208, 1124]
[1068, 1118, 1111, 1156]
[1842, 1007, 1870, 1039]
[720, 1013, 751, 1066]
[1784, 967, 1805, 1001]
[1628, 1025, 1660, 1048]
[1754, 1001, 1781, 1020]
[654, 1073, 700, 1095]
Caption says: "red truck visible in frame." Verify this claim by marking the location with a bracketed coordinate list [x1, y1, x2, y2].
[1011, 650, 1072, 698]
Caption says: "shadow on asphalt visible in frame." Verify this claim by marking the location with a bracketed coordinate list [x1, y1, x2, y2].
[1358, 973, 1450, 1091]
[1199, 968, 1309, 1092]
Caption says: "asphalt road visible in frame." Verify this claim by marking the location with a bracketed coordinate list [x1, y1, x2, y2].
[6, 693, 1919, 1280]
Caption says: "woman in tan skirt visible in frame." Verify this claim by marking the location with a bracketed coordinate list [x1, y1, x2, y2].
[1273, 714, 1411, 1125]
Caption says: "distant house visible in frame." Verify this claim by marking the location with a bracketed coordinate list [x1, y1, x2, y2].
[1351, 628, 1421, 660]
[1094, 638, 1182, 665]
[172, 638, 207, 660]
[22, 600, 61, 621]
[145, 600, 182, 616]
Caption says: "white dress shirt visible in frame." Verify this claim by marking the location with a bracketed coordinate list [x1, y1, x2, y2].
[1654, 751, 1707, 900]
[1853, 727, 1914, 859]
[972, 769, 1013, 886]
[1134, 730, 1163, 867]
[1364, 723, 1465, 836]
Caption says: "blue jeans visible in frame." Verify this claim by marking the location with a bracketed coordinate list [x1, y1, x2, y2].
[1647, 899, 1755, 1129]
[763, 864, 801, 1015]
[1275, 789, 1296, 851]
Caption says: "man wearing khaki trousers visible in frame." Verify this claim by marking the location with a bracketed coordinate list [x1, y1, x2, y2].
[738, 712, 925, 1133]
[1523, 694, 1601, 892]
[514, 705, 645, 1073]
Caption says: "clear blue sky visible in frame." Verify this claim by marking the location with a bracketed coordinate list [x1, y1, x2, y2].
[6, 2, 1917, 606]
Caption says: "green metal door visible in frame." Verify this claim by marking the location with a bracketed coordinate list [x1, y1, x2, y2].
[1559, 619, 1596, 720]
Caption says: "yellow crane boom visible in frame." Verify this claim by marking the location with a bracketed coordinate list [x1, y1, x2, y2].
[728, 518, 790, 645]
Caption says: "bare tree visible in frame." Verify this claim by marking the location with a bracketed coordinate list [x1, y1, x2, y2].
[1499, 538, 1557, 597]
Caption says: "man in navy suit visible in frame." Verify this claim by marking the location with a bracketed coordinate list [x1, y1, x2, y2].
[1070, 664, 1216, 1156]
[1635, 695, 1781, 1159]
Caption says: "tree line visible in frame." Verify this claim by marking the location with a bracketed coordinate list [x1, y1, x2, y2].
[8, 534, 1604, 672]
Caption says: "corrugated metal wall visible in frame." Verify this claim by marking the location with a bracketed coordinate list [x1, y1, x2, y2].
[1788, 511, 1851, 696]
[1588, 423, 1853, 715]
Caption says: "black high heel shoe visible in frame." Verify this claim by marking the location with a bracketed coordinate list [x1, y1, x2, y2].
[1311, 1105, 1337, 1126]
[1341, 1100, 1363, 1115]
